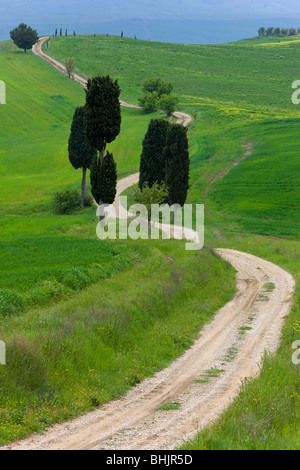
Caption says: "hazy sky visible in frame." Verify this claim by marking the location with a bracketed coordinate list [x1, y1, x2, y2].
[1, 0, 300, 23]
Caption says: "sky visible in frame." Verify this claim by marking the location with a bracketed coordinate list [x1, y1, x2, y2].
[1, 1, 300, 43]
[1, 0, 300, 23]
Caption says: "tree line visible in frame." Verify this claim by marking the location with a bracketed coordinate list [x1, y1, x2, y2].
[258, 26, 299, 37]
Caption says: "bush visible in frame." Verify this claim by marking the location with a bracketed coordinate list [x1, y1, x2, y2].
[53, 188, 93, 214]
[138, 91, 160, 113]
[61, 267, 91, 291]
[138, 77, 179, 115]
[0, 289, 25, 317]
[159, 94, 179, 115]
[133, 182, 169, 220]
[28, 279, 64, 305]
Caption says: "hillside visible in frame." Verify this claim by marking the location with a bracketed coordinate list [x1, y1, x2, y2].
[0, 33, 299, 449]
[45, 34, 300, 239]
[0, 38, 236, 445]
[43, 34, 300, 449]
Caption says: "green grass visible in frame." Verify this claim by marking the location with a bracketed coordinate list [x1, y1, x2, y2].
[0, 215, 138, 315]
[0, 41, 160, 213]
[44, 35, 300, 239]
[1, 32, 300, 448]
[181, 234, 300, 450]
[158, 402, 181, 411]
[0, 242, 235, 444]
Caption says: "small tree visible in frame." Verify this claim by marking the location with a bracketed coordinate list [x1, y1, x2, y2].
[63, 57, 74, 78]
[258, 27, 266, 37]
[65, 29, 68, 37]
[55, 28, 58, 37]
[281, 28, 288, 36]
[164, 124, 190, 207]
[274, 27, 281, 36]
[159, 94, 179, 116]
[134, 182, 169, 220]
[142, 78, 174, 97]
[68, 107, 97, 207]
[60, 28, 63, 37]
[139, 119, 171, 189]
[266, 27, 274, 36]
[139, 77, 178, 116]
[138, 91, 160, 113]
[10, 23, 39, 53]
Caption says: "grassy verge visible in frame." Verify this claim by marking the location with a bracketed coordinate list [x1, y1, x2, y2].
[0, 240, 236, 444]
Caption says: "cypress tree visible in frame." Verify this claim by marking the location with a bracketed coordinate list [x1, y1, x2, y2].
[84, 75, 121, 207]
[164, 124, 190, 207]
[89, 152, 117, 205]
[84, 75, 121, 163]
[99, 151, 117, 204]
[68, 107, 97, 207]
[89, 155, 101, 205]
[139, 119, 170, 189]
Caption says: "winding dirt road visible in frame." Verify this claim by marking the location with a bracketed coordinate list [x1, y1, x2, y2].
[6, 39, 295, 450]
[5, 249, 295, 450]
[32, 37, 192, 126]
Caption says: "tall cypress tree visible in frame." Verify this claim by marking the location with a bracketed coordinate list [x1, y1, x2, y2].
[90, 152, 117, 205]
[84, 75, 121, 206]
[84, 75, 121, 162]
[139, 119, 170, 189]
[99, 151, 117, 204]
[164, 124, 190, 207]
[68, 107, 97, 207]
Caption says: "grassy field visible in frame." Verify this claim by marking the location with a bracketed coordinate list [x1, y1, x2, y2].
[0, 32, 299, 448]
[0, 39, 237, 444]
[0, 40, 161, 213]
[46, 35, 300, 240]
[45, 34, 300, 448]
[0, 239, 235, 444]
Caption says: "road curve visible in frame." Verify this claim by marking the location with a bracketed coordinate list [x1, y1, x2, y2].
[4, 248, 294, 450]
[8, 38, 294, 451]
[32, 37, 192, 127]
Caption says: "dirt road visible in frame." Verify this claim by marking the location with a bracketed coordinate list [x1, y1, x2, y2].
[5, 248, 295, 450]
[32, 37, 192, 127]
[9, 39, 294, 450]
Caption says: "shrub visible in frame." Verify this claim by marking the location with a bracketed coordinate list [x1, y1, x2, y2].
[133, 182, 169, 220]
[138, 91, 160, 113]
[52, 188, 93, 214]
[61, 267, 91, 291]
[53, 189, 80, 214]
[29, 279, 64, 305]
[0, 289, 25, 316]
